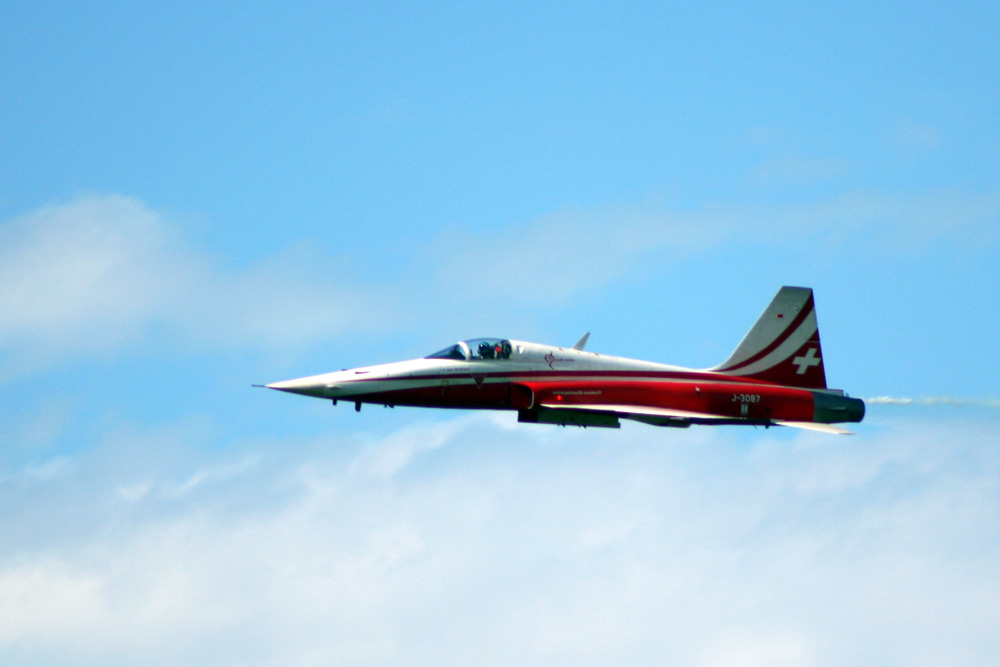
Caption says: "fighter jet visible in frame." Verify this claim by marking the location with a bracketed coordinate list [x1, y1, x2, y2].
[265, 286, 865, 433]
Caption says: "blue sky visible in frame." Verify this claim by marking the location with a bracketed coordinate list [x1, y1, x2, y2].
[2, 2, 1000, 664]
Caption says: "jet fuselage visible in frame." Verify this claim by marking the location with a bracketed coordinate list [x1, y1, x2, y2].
[267, 335, 864, 432]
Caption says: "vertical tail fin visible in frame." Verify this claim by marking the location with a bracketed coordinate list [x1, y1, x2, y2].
[711, 286, 828, 389]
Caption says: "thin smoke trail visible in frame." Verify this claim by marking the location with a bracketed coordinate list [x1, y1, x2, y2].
[866, 396, 1000, 410]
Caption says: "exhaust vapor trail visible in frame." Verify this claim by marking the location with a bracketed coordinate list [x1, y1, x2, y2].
[866, 396, 1000, 410]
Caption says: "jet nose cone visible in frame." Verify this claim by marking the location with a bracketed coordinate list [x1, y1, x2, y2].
[266, 376, 330, 398]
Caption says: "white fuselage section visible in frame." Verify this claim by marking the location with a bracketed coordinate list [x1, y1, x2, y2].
[267, 339, 693, 401]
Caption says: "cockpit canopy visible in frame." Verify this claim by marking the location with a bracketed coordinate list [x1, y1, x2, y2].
[425, 338, 514, 361]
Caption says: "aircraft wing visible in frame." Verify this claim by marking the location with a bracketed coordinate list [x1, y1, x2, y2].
[538, 402, 853, 434]
[770, 420, 853, 435]
[540, 402, 729, 421]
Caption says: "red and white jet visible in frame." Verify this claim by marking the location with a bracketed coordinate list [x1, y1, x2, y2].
[266, 287, 865, 434]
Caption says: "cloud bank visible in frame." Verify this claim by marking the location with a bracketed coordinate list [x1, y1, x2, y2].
[3, 410, 999, 666]
[3, 188, 996, 377]
[0, 195, 395, 377]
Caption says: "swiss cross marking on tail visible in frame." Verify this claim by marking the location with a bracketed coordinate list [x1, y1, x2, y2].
[792, 348, 821, 375]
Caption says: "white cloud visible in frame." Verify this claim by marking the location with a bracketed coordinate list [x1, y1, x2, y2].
[0, 195, 180, 366]
[0, 195, 397, 378]
[2, 188, 996, 377]
[2, 411, 999, 665]
[424, 205, 726, 303]
[0, 397, 76, 454]
[177, 242, 400, 349]
[419, 188, 999, 320]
